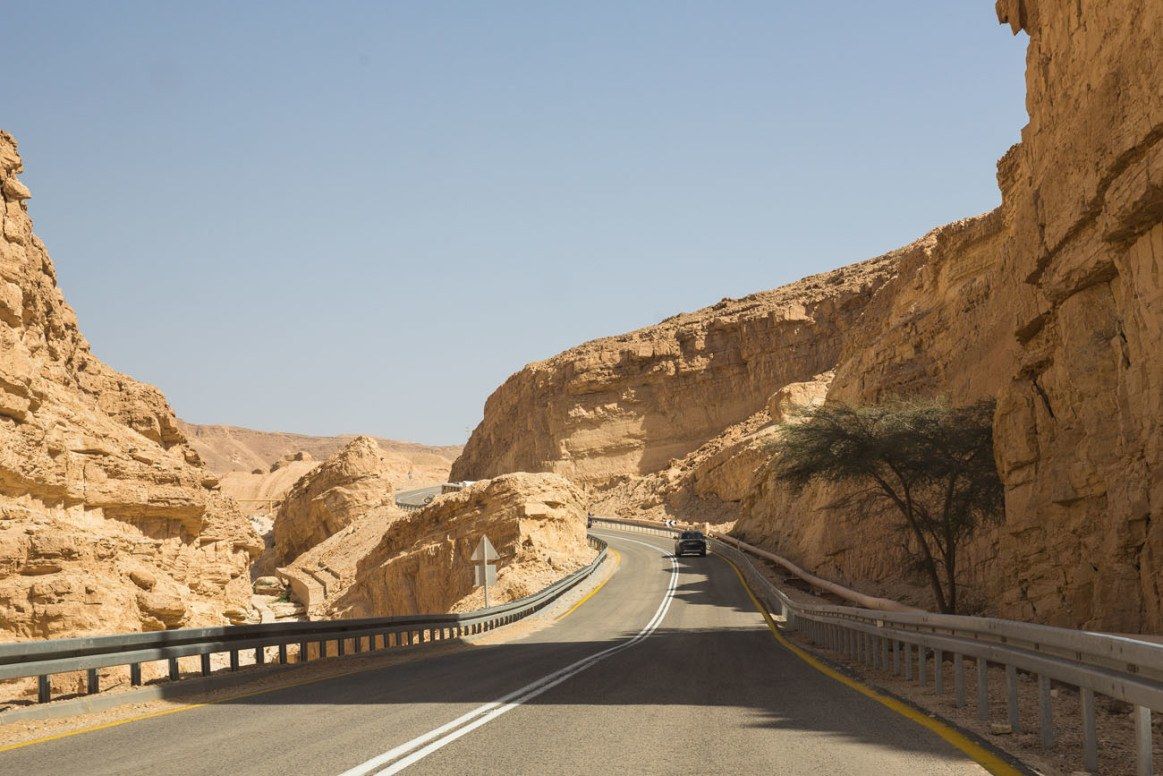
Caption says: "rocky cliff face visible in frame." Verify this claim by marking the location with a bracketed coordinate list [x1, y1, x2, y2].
[271, 436, 396, 565]
[986, 0, 1163, 629]
[455, 1, 1163, 631]
[0, 131, 260, 639]
[452, 257, 898, 484]
[281, 473, 591, 619]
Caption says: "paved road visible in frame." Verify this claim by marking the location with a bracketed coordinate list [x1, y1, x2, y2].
[0, 532, 990, 775]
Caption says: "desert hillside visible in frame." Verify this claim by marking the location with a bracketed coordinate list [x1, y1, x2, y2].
[180, 422, 460, 507]
[454, 0, 1163, 632]
[179, 421, 460, 475]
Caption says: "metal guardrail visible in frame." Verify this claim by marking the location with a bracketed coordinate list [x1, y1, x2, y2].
[591, 517, 1161, 776]
[0, 536, 608, 707]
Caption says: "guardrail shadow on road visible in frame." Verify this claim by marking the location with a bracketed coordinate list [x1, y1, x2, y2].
[0, 537, 610, 714]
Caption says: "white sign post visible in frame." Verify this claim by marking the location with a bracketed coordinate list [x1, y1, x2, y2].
[472, 536, 499, 608]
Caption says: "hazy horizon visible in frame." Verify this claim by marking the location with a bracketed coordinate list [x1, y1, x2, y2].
[5, 3, 1027, 445]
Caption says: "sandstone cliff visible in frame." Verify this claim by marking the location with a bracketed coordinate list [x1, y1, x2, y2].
[271, 436, 396, 565]
[452, 257, 898, 484]
[454, 1, 1163, 632]
[0, 131, 261, 639]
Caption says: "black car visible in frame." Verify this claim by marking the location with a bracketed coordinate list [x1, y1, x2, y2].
[674, 530, 707, 557]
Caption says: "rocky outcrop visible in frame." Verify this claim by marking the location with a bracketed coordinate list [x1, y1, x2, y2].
[455, 2, 1163, 631]
[271, 436, 396, 564]
[452, 258, 898, 484]
[277, 505, 404, 617]
[0, 131, 261, 640]
[279, 472, 591, 619]
[331, 473, 592, 618]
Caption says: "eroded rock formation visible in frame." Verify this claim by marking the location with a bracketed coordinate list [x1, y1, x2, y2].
[280, 472, 591, 619]
[0, 131, 261, 640]
[454, 1, 1163, 631]
[452, 258, 898, 484]
[271, 436, 396, 564]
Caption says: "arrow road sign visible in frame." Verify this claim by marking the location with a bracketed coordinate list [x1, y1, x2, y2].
[472, 536, 499, 562]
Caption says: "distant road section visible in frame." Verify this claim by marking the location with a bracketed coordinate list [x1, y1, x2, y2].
[0, 532, 992, 775]
[394, 485, 449, 511]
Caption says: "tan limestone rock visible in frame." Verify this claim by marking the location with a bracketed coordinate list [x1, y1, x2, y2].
[271, 436, 396, 564]
[0, 130, 260, 649]
[327, 473, 592, 619]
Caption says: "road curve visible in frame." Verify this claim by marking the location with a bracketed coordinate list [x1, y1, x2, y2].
[0, 531, 991, 775]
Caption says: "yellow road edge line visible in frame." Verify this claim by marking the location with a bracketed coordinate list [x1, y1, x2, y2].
[555, 548, 619, 621]
[720, 554, 1022, 776]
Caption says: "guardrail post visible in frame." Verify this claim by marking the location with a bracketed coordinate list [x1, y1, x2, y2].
[879, 637, 888, 671]
[1133, 706, 1152, 776]
[917, 646, 926, 686]
[168, 657, 180, 680]
[934, 649, 943, 693]
[278, 643, 288, 664]
[893, 640, 900, 675]
[318, 640, 326, 658]
[131, 662, 142, 685]
[299, 641, 309, 662]
[201, 653, 212, 676]
[976, 658, 989, 723]
[1037, 674, 1053, 750]
[229, 650, 239, 671]
[255, 647, 265, 665]
[337, 638, 345, 657]
[953, 654, 965, 707]
[87, 668, 100, 694]
[1080, 688, 1098, 773]
[904, 643, 912, 681]
[37, 675, 50, 703]
[1005, 664, 1020, 732]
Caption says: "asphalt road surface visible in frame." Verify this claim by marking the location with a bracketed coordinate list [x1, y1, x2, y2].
[0, 531, 991, 775]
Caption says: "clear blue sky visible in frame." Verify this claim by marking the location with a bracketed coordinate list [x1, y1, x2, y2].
[4, 3, 1027, 445]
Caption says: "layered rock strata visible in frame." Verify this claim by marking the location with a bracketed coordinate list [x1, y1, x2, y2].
[452, 258, 898, 483]
[0, 131, 260, 642]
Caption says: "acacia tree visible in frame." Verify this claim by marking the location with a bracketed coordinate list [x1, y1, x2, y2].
[771, 399, 1004, 614]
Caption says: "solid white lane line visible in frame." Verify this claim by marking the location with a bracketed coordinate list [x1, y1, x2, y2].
[337, 535, 678, 776]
